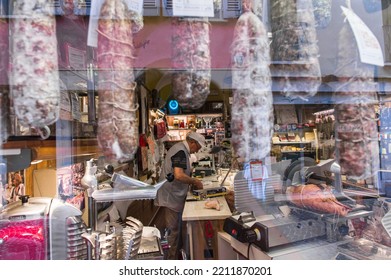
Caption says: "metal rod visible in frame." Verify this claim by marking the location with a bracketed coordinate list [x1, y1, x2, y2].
[87, 62, 96, 125]
[88, 196, 95, 230]
[148, 206, 161, 226]
[220, 157, 238, 187]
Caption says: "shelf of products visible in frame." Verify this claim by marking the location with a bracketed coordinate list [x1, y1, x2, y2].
[273, 141, 312, 145]
[3, 138, 101, 161]
[166, 114, 223, 129]
[165, 114, 224, 142]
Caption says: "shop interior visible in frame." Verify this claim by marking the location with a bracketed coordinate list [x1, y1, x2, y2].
[1, 0, 391, 260]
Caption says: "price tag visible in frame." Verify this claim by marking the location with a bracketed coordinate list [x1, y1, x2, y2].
[173, 0, 214, 17]
[341, 6, 384, 66]
[65, 44, 86, 69]
[250, 160, 263, 181]
[124, 0, 144, 14]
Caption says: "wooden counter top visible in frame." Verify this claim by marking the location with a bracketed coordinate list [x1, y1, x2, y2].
[182, 195, 232, 221]
[182, 175, 232, 221]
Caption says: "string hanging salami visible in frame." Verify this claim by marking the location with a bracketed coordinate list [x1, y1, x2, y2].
[97, 0, 139, 162]
[231, 0, 273, 161]
[333, 14, 379, 180]
[270, 0, 321, 99]
[10, 0, 60, 128]
[171, 18, 211, 110]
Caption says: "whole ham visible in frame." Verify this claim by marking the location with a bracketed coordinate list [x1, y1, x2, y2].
[231, 0, 273, 161]
[97, 0, 139, 162]
[10, 0, 60, 128]
[171, 18, 211, 109]
[286, 184, 351, 216]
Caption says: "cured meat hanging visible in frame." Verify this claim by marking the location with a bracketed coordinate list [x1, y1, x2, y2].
[286, 184, 351, 216]
[0, 18, 9, 143]
[10, 0, 60, 128]
[230, 0, 273, 161]
[270, 0, 321, 99]
[0, 18, 7, 86]
[171, 18, 211, 110]
[97, 0, 139, 162]
[333, 12, 379, 180]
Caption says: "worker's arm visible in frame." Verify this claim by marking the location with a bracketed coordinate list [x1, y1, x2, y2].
[173, 167, 203, 190]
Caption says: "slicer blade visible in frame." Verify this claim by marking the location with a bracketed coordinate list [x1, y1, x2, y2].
[381, 209, 391, 238]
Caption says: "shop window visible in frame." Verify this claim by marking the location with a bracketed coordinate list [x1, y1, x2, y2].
[222, 0, 241, 18]
[143, 0, 161, 16]
[162, 0, 174, 16]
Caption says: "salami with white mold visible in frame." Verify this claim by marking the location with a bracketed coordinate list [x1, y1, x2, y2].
[171, 18, 211, 110]
[10, 0, 60, 128]
[97, 0, 139, 162]
[231, 0, 273, 161]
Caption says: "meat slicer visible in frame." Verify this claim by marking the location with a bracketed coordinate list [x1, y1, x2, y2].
[80, 159, 174, 259]
[0, 196, 88, 260]
[224, 159, 373, 254]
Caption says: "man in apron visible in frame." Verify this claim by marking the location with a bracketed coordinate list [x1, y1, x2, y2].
[155, 131, 205, 259]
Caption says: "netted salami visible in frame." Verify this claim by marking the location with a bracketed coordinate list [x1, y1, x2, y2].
[333, 19, 379, 180]
[231, 0, 273, 161]
[97, 0, 139, 162]
[270, 0, 321, 99]
[171, 18, 211, 110]
[10, 0, 60, 128]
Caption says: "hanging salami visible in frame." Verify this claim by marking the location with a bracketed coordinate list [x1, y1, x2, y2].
[10, 0, 60, 128]
[231, 0, 273, 161]
[333, 19, 379, 180]
[0, 18, 7, 86]
[171, 18, 211, 110]
[270, 0, 321, 99]
[0, 18, 9, 143]
[97, 0, 139, 162]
